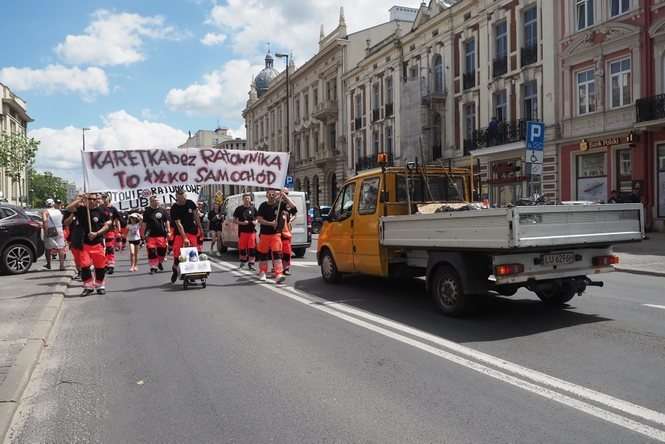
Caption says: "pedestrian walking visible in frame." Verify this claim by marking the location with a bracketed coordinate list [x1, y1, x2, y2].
[278, 189, 298, 276]
[233, 193, 257, 270]
[66, 193, 112, 296]
[256, 188, 285, 283]
[117, 211, 129, 251]
[143, 195, 171, 274]
[63, 207, 84, 280]
[42, 198, 66, 271]
[127, 213, 143, 272]
[208, 203, 225, 254]
[169, 189, 202, 283]
[101, 194, 121, 275]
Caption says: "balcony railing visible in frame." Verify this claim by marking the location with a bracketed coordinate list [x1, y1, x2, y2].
[463, 72, 476, 90]
[372, 108, 381, 123]
[468, 119, 531, 152]
[636, 94, 665, 123]
[385, 102, 394, 117]
[521, 44, 538, 67]
[493, 56, 508, 78]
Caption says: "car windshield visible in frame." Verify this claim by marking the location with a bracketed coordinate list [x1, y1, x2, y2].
[396, 175, 466, 202]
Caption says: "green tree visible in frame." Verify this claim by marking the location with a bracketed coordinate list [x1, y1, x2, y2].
[30, 171, 68, 208]
[0, 132, 40, 203]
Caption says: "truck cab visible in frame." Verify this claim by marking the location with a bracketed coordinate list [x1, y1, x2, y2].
[317, 166, 470, 280]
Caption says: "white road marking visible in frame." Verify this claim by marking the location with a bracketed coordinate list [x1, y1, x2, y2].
[211, 259, 665, 442]
[643, 304, 665, 311]
[291, 261, 318, 267]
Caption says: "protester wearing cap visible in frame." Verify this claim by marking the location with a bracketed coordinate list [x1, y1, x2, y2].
[42, 198, 66, 271]
[169, 189, 202, 283]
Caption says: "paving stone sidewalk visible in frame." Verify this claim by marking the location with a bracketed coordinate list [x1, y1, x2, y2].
[614, 232, 665, 277]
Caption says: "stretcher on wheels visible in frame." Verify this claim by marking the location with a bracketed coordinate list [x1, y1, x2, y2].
[178, 247, 211, 289]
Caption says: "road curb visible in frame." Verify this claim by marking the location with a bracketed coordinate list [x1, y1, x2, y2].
[614, 267, 665, 278]
[0, 271, 71, 441]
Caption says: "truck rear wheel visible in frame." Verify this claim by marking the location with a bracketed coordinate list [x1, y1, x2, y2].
[320, 250, 341, 284]
[431, 265, 471, 317]
[535, 281, 576, 307]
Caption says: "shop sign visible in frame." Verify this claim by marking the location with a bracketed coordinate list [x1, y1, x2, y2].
[579, 132, 636, 152]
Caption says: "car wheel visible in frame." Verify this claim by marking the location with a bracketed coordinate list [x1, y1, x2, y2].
[320, 250, 341, 283]
[293, 248, 307, 258]
[2, 243, 35, 275]
[431, 265, 472, 317]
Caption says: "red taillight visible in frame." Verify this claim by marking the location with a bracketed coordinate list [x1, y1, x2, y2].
[592, 255, 619, 267]
[495, 263, 525, 277]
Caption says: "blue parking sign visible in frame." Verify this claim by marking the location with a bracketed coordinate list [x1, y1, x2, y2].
[285, 175, 294, 189]
[526, 121, 545, 151]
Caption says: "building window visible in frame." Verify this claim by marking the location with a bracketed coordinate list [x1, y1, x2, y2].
[304, 134, 310, 159]
[522, 81, 538, 121]
[610, 0, 630, 17]
[464, 103, 476, 142]
[372, 82, 381, 111]
[355, 93, 363, 118]
[577, 152, 607, 202]
[327, 79, 337, 102]
[658, 145, 665, 217]
[385, 126, 393, 156]
[609, 58, 631, 108]
[372, 130, 380, 155]
[313, 88, 318, 107]
[385, 75, 393, 104]
[465, 38, 476, 74]
[524, 7, 538, 48]
[577, 69, 596, 115]
[494, 90, 507, 122]
[576, 0, 594, 31]
[495, 21, 508, 60]
[616, 149, 632, 193]
[304, 93, 309, 118]
[295, 98, 300, 121]
[433, 55, 444, 93]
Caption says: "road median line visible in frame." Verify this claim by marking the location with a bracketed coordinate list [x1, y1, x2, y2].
[211, 258, 665, 441]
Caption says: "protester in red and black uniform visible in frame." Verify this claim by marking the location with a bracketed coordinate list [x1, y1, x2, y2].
[278, 189, 298, 276]
[143, 195, 171, 275]
[233, 193, 257, 270]
[66, 193, 112, 296]
[169, 189, 202, 283]
[117, 210, 129, 251]
[101, 194, 121, 274]
[63, 207, 83, 280]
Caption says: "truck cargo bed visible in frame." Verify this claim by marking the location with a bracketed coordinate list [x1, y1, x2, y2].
[380, 204, 644, 250]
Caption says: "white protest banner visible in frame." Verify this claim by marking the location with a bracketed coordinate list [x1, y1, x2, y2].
[108, 185, 201, 211]
[82, 147, 289, 193]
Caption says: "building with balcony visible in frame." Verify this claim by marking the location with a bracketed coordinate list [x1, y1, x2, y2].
[0, 82, 33, 206]
[557, 0, 665, 230]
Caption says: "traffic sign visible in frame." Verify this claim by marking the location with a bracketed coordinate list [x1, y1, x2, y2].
[526, 121, 545, 176]
[285, 175, 294, 189]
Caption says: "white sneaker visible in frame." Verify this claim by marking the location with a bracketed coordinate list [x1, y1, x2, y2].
[258, 272, 267, 281]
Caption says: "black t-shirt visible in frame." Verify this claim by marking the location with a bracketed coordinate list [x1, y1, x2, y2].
[102, 205, 120, 231]
[118, 211, 128, 228]
[170, 200, 198, 235]
[233, 205, 257, 234]
[76, 206, 109, 245]
[277, 206, 298, 233]
[143, 207, 169, 237]
[208, 210, 224, 230]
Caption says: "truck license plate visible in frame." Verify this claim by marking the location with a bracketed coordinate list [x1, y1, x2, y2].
[542, 253, 575, 266]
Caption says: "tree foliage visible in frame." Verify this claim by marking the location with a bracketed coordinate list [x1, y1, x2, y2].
[30, 171, 69, 208]
[0, 132, 40, 181]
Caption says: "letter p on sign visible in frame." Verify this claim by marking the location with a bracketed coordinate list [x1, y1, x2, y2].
[526, 121, 545, 151]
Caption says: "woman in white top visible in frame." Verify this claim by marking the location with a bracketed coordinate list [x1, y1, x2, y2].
[42, 198, 66, 271]
[127, 213, 143, 272]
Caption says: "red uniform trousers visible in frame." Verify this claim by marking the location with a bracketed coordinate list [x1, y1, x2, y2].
[281, 235, 292, 272]
[257, 233, 282, 276]
[79, 243, 107, 289]
[172, 233, 199, 265]
[146, 236, 168, 268]
[104, 230, 117, 267]
[238, 232, 256, 264]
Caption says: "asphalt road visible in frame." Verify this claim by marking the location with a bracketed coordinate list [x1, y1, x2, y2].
[5, 242, 665, 443]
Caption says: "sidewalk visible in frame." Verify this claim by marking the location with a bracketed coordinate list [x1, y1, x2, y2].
[614, 232, 665, 277]
[0, 257, 71, 439]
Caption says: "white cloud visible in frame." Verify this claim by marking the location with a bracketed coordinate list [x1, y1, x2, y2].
[164, 59, 262, 118]
[205, 0, 421, 60]
[201, 32, 227, 46]
[0, 65, 109, 99]
[228, 124, 246, 140]
[55, 9, 188, 66]
[29, 110, 188, 186]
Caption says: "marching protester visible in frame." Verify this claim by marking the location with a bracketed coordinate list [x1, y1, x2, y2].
[101, 194, 121, 275]
[197, 201, 206, 253]
[126, 213, 143, 272]
[143, 195, 171, 275]
[117, 210, 129, 252]
[233, 193, 257, 270]
[169, 189, 202, 283]
[208, 202, 225, 254]
[42, 198, 66, 271]
[66, 193, 112, 296]
[63, 208, 83, 280]
[278, 189, 298, 276]
[256, 188, 286, 283]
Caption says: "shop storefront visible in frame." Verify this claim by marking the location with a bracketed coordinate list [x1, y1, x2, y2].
[560, 132, 643, 204]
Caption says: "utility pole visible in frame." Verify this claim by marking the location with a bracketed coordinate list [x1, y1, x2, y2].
[275, 53, 291, 175]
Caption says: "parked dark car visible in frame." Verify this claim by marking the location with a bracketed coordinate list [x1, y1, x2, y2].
[0, 204, 45, 274]
[309, 205, 332, 234]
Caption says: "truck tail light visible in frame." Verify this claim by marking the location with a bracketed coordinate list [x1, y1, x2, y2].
[592, 255, 619, 267]
[495, 263, 525, 277]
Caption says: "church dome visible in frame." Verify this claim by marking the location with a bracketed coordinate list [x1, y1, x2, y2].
[255, 51, 279, 98]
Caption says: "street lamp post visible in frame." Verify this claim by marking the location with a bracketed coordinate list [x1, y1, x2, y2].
[275, 53, 291, 176]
